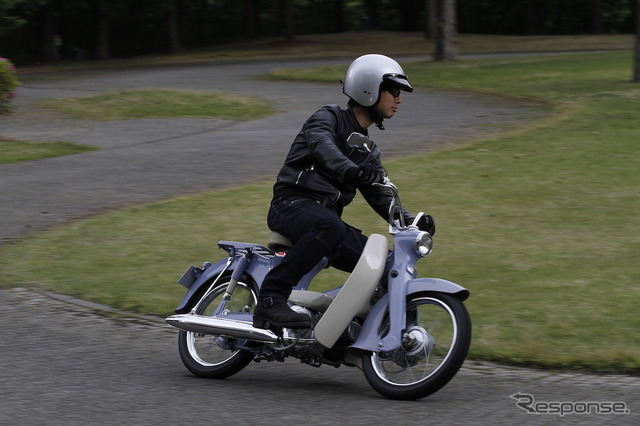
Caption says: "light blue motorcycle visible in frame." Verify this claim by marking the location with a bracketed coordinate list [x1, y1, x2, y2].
[165, 133, 471, 400]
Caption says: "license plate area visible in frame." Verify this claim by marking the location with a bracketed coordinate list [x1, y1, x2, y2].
[178, 266, 201, 289]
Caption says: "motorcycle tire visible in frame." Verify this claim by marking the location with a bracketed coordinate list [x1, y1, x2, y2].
[178, 276, 258, 379]
[362, 291, 471, 400]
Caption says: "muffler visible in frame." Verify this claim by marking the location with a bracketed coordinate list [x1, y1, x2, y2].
[165, 313, 279, 343]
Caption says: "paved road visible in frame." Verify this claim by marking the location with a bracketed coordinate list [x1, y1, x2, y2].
[0, 57, 541, 244]
[0, 58, 637, 425]
[1, 287, 637, 425]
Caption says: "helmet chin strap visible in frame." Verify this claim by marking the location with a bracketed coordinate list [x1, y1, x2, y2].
[368, 106, 385, 130]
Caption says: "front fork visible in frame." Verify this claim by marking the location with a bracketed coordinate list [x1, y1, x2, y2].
[377, 268, 413, 351]
[350, 258, 418, 353]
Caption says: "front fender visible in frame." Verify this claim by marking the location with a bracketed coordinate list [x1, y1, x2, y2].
[174, 258, 232, 314]
[350, 278, 469, 352]
[408, 277, 469, 301]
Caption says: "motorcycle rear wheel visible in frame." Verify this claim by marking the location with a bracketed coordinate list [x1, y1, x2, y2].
[362, 292, 471, 400]
[178, 277, 258, 379]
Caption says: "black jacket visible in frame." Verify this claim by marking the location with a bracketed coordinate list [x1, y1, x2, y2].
[273, 104, 412, 222]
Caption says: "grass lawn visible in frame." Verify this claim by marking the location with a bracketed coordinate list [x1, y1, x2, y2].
[34, 89, 275, 121]
[0, 42, 638, 372]
[0, 138, 97, 163]
[273, 51, 640, 371]
[1, 90, 275, 163]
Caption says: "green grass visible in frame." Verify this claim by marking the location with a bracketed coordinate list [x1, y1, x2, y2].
[270, 51, 640, 371]
[1, 50, 638, 373]
[0, 138, 97, 163]
[1, 89, 275, 164]
[35, 89, 276, 121]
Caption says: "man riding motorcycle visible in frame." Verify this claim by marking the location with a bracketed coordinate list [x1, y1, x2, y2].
[253, 54, 436, 330]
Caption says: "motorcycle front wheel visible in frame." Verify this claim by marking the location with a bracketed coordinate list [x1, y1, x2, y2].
[178, 276, 258, 379]
[362, 292, 471, 400]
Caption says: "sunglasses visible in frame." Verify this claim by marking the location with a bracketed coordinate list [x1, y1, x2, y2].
[385, 86, 401, 98]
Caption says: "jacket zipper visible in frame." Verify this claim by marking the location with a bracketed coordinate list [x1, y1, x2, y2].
[295, 165, 315, 185]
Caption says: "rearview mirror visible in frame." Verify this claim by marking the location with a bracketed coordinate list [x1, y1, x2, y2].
[347, 132, 372, 151]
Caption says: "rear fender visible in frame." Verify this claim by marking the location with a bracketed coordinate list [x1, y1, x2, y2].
[174, 250, 273, 314]
[350, 278, 469, 352]
[174, 258, 232, 314]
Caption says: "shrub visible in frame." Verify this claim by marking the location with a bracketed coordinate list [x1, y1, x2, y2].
[0, 56, 19, 116]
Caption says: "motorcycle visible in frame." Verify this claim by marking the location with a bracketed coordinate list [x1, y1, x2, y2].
[165, 133, 471, 400]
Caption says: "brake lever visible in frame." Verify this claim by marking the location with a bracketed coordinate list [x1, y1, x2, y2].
[410, 212, 425, 228]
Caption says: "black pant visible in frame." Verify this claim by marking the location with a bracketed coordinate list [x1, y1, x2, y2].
[259, 196, 369, 300]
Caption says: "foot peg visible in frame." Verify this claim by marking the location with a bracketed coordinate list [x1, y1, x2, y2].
[253, 297, 311, 330]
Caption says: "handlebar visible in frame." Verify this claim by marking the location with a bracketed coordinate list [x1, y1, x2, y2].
[347, 132, 427, 234]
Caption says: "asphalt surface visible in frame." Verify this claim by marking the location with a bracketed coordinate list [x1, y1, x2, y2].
[1, 287, 637, 425]
[0, 56, 542, 244]
[0, 57, 638, 425]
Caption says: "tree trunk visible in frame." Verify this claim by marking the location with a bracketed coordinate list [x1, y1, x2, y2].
[244, 0, 259, 39]
[363, 0, 379, 30]
[590, 0, 603, 33]
[280, 0, 294, 39]
[634, 0, 640, 82]
[167, 0, 183, 53]
[42, 2, 57, 62]
[96, 0, 110, 59]
[334, 0, 344, 32]
[526, 0, 538, 35]
[424, 0, 437, 40]
[433, 0, 457, 61]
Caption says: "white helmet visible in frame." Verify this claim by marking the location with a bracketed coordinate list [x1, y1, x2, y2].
[342, 54, 413, 107]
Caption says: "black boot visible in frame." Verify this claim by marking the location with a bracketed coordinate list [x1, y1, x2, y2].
[253, 297, 311, 329]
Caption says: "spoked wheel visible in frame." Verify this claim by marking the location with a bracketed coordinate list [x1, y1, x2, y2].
[178, 277, 258, 379]
[362, 292, 471, 400]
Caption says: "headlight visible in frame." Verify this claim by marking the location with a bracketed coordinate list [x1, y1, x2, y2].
[415, 232, 433, 257]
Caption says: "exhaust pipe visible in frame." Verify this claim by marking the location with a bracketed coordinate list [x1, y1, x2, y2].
[165, 313, 279, 343]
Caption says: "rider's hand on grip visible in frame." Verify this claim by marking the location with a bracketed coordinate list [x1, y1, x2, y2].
[347, 164, 383, 186]
[416, 214, 436, 235]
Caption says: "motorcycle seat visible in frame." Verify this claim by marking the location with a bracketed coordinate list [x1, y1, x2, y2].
[268, 231, 293, 252]
[289, 290, 334, 312]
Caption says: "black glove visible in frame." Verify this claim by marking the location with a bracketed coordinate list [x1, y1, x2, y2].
[416, 214, 436, 235]
[346, 165, 383, 186]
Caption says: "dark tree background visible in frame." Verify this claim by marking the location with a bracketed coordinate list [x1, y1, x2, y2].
[634, 0, 640, 81]
[0, 0, 637, 64]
